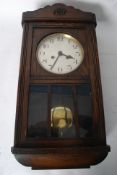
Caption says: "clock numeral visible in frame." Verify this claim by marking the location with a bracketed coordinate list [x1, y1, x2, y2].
[58, 67, 63, 72]
[67, 65, 72, 70]
[73, 45, 78, 49]
[76, 52, 80, 56]
[57, 36, 63, 41]
[49, 39, 54, 43]
[42, 59, 47, 63]
[75, 60, 78, 64]
[43, 44, 49, 48]
[43, 51, 45, 55]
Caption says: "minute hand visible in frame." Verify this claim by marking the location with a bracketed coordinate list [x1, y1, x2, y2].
[50, 55, 60, 70]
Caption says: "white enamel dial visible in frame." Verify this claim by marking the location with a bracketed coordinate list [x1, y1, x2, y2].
[36, 33, 84, 74]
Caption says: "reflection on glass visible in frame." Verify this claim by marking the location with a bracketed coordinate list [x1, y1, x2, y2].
[77, 84, 93, 137]
[27, 84, 93, 139]
[28, 86, 48, 138]
[51, 85, 76, 138]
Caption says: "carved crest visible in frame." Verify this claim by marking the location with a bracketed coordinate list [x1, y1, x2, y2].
[53, 7, 67, 16]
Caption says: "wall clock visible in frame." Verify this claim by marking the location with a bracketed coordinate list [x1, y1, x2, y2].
[11, 3, 110, 169]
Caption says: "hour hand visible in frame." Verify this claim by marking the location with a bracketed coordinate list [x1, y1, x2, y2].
[66, 55, 75, 59]
[60, 51, 75, 59]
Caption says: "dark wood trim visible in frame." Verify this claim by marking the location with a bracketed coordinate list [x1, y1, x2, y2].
[22, 3, 96, 26]
[14, 23, 33, 146]
[86, 25, 106, 143]
[12, 145, 110, 169]
[72, 85, 80, 136]
[14, 23, 29, 146]
[29, 78, 90, 84]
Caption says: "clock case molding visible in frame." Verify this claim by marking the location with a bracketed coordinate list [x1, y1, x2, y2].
[11, 3, 110, 169]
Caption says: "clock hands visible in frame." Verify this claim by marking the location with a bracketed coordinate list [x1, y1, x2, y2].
[50, 51, 62, 70]
[60, 52, 75, 60]
[51, 51, 75, 70]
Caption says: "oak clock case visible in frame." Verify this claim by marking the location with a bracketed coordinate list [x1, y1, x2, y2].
[11, 3, 110, 169]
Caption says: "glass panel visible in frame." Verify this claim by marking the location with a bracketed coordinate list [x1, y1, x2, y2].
[27, 84, 93, 139]
[51, 85, 76, 138]
[76, 84, 93, 138]
[28, 85, 48, 138]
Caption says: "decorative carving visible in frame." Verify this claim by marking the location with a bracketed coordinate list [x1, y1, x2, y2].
[22, 4, 96, 26]
[53, 7, 67, 15]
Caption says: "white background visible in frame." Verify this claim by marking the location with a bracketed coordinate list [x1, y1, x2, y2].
[0, 0, 117, 175]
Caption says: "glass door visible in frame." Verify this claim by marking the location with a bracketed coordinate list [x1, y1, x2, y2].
[27, 84, 93, 139]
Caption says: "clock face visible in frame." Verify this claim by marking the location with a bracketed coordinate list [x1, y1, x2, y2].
[36, 33, 84, 74]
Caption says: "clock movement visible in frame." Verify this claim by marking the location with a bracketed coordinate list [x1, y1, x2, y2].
[11, 3, 110, 169]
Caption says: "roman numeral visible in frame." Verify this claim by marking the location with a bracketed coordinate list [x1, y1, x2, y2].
[50, 39, 54, 43]
[57, 36, 63, 41]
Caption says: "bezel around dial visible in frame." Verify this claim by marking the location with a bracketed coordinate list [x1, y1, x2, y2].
[36, 33, 84, 75]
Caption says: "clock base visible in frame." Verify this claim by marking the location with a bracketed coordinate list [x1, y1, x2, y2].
[11, 145, 110, 169]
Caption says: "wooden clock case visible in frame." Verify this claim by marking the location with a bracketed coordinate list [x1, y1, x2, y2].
[11, 3, 110, 169]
